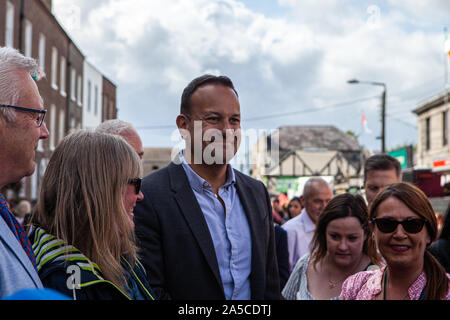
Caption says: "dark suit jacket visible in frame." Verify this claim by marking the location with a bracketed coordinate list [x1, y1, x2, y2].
[134, 161, 280, 300]
[274, 225, 289, 291]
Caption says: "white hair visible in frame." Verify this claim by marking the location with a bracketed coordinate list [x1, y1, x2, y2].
[0, 47, 43, 122]
[95, 119, 137, 136]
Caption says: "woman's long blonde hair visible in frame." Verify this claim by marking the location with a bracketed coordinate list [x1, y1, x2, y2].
[31, 130, 142, 292]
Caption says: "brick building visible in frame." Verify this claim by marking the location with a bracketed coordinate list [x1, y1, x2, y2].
[102, 76, 117, 121]
[413, 90, 450, 181]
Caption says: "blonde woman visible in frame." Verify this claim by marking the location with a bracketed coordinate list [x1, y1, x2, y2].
[29, 130, 155, 300]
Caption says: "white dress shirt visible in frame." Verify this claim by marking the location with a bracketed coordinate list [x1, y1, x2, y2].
[281, 209, 316, 273]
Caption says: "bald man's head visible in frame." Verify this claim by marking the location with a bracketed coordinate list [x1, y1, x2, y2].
[301, 178, 333, 224]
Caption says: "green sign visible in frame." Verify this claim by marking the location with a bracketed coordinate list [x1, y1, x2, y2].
[388, 148, 407, 169]
[275, 177, 300, 193]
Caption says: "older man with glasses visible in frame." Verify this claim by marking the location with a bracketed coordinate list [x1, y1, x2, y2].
[0, 47, 49, 298]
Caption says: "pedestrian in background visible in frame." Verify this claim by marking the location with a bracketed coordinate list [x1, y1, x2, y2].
[96, 119, 144, 160]
[429, 202, 450, 273]
[363, 154, 401, 206]
[340, 182, 449, 300]
[282, 193, 381, 300]
[29, 130, 155, 300]
[274, 224, 289, 293]
[287, 197, 302, 219]
[282, 178, 333, 273]
[13, 200, 32, 229]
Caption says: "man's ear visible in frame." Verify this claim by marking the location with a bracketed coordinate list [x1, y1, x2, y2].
[176, 114, 188, 130]
[300, 195, 305, 208]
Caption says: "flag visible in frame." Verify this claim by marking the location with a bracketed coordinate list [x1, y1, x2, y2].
[445, 32, 450, 57]
[362, 113, 372, 134]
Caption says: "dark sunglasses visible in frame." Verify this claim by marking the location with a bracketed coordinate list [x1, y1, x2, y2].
[128, 178, 142, 195]
[371, 217, 427, 234]
[0, 104, 47, 127]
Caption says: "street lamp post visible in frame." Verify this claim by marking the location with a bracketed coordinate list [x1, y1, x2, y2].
[348, 79, 387, 153]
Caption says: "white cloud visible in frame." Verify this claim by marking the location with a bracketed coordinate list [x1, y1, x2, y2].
[52, 0, 447, 151]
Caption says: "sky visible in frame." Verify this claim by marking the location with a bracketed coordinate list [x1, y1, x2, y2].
[52, 0, 450, 165]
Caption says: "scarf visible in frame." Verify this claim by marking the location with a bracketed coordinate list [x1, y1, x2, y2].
[0, 193, 37, 270]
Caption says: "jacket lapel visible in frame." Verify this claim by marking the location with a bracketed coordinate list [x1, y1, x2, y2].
[0, 217, 42, 288]
[234, 170, 265, 299]
[167, 162, 224, 293]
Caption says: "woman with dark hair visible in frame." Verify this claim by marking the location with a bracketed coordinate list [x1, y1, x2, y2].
[282, 193, 381, 300]
[287, 197, 302, 219]
[340, 182, 450, 300]
[428, 203, 450, 273]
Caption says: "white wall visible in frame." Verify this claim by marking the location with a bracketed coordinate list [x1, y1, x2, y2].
[82, 60, 103, 129]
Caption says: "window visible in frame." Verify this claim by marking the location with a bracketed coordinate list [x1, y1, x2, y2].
[59, 109, 65, 143]
[94, 85, 98, 116]
[103, 95, 108, 120]
[49, 104, 56, 149]
[77, 75, 82, 106]
[443, 111, 448, 146]
[24, 20, 32, 57]
[110, 101, 114, 119]
[5, 1, 14, 48]
[51, 47, 58, 90]
[70, 68, 76, 101]
[425, 117, 431, 151]
[87, 80, 91, 112]
[38, 33, 46, 70]
[60, 56, 66, 96]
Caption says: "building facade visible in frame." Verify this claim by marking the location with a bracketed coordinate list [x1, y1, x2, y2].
[142, 148, 173, 176]
[82, 60, 103, 130]
[102, 76, 117, 121]
[66, 41, 84, 134]
[251, 125, 363, 196]
[413, 90, 450, 183]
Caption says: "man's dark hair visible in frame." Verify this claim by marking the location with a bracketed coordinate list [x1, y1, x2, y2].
[180, 74, 238, 116]
[363, 154, 401, 183]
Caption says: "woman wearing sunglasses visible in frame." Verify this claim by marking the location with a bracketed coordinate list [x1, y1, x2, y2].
[340, 182, 449, 300]
[28, 130, 155, 300]
[282, 193, 381, 300]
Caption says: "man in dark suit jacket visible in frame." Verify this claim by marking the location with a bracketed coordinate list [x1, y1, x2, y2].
[134, 74, 279, 300]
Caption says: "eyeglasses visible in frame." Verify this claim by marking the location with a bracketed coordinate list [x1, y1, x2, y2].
[128, 178, 142, 195]
[371, 217, 427, 234]
[0, 104, 47, 127]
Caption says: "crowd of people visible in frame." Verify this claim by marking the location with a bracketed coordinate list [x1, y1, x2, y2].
[0, 47, 449, 301]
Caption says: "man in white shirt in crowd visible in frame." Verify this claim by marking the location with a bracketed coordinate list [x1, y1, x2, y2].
[282, 177, 333, 273]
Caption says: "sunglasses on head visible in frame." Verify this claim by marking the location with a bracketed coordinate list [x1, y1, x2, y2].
[128, 178, 142, 195]
[371, 217, 427, 234]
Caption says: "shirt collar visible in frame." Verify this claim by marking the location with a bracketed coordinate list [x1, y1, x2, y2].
[301, 208, 316, 233]
[179, 151, 236, 193]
